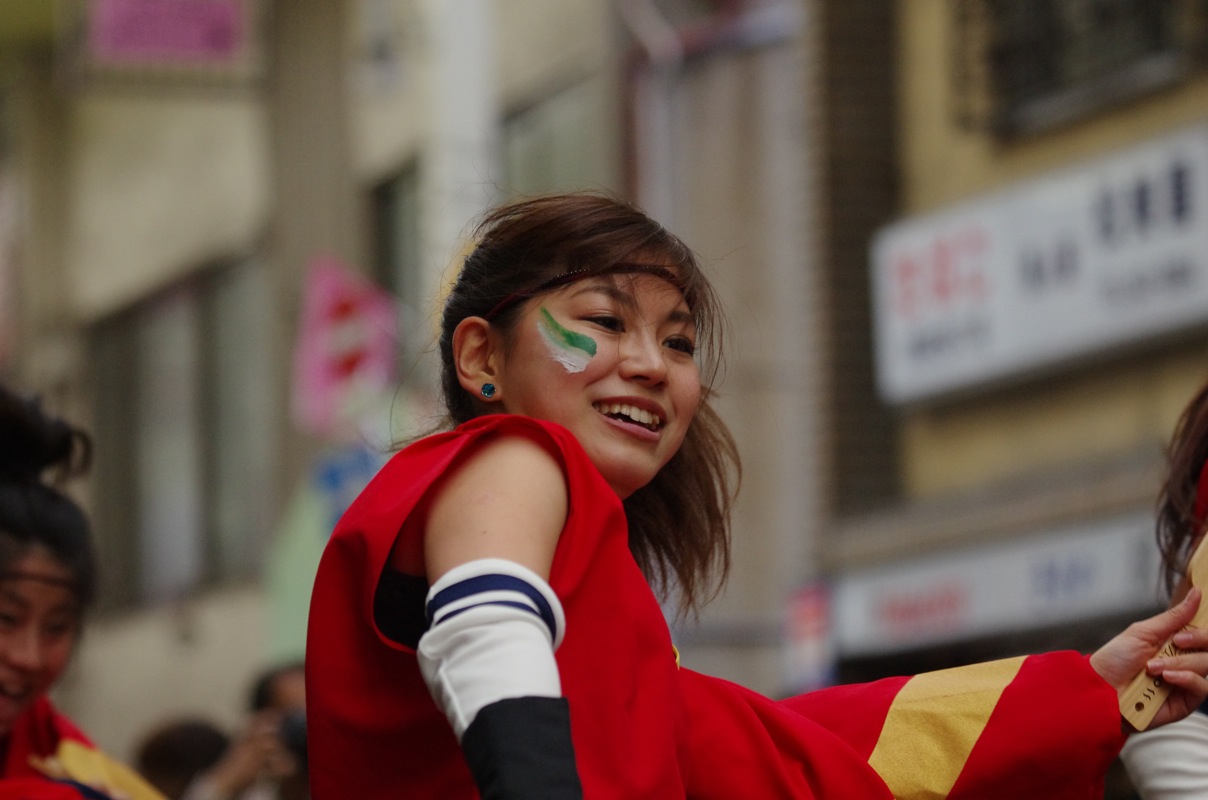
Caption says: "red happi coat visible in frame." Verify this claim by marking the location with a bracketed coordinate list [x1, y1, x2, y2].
[0, 696, 163, 799]
[306, 414, 1127, 799]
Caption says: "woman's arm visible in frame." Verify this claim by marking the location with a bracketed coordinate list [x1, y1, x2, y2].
[421, 433, 567, 582]
[403, 433, 582, 799]
[1091, 588, 1208, 730]
[1114, 537, 1208, 798]
[1122, 712, 1208, 799]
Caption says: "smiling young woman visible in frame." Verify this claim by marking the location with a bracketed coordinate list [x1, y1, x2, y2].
[306, 192, 1208, 800]
[0, 384, 164, 799]
[455, 272, 702, 499]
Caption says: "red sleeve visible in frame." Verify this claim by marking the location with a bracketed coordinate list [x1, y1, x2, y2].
[778, 674, 911, 759]
[677, 668, 894, 799]
[0, 779, 88, 799]
[780, 652, 1126, 800]
[947, 652, 1125, 800]
[306, 416, 586, 800]
[3, 697, 92, 778]
[322, 414, 570, 655]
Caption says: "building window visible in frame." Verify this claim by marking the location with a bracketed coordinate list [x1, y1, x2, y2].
[953, 0, 1207, 136]
[90, 260, 276, 609]
[201, 262, 277, 578]
[371, 163, 420, 299]
[502, 78, 615, 195]
[371, 162, 433, 398]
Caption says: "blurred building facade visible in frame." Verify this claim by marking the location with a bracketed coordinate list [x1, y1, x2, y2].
[0, 0, 822, 758]
[835, 0, 1208, 685]
[0, 4, 1206, 790]
[837, 7, 1208, 794]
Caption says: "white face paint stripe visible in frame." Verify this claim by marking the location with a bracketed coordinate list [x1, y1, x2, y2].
[537, 307, 596, 374]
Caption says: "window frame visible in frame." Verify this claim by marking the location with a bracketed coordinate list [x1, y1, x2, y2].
[88, 258, 276, 610]
[952, 0, 1204, 137]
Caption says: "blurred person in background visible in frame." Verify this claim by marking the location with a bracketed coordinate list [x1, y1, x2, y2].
[0, 383, 164, 799]
[1122, 375, 1208, 798]
[135, 719, 230, 799]
[169, 662, 307, 800]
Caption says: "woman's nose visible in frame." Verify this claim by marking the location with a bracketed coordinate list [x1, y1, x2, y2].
[2, 626, 45, 671]
[618, 330, 668, 384]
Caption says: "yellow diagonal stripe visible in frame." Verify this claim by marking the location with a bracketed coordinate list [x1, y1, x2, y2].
[868, 655, 1025, 800]
[48, 739, 167, 800]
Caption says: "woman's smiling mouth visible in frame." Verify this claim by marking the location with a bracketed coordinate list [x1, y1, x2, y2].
[593, 402, 663, 432]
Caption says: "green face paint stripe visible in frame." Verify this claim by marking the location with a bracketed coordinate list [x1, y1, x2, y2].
[539, 307, 597, 356]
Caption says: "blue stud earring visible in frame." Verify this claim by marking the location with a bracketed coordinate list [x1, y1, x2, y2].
[480, 383, 496, 399]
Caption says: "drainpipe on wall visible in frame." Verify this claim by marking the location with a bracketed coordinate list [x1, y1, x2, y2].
[617, 0, 802, 218]
[617, 0, 814, 691]
[419, 0, 499, 313]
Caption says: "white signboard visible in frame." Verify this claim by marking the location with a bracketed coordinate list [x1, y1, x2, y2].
[872, 124, 1208, 404]
[832, 512, 1159, 656]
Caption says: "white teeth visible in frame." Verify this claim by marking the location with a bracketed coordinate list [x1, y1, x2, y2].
[594, 402, 662, 429]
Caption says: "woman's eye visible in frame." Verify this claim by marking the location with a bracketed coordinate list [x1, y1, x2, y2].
[666, 337, 696, 356]
[586, 315, 623, 332]
[44, 623, 76, 640]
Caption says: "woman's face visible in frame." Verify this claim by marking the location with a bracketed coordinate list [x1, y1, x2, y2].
[0, 548, 79, 736]
[493, 272, 702, 498]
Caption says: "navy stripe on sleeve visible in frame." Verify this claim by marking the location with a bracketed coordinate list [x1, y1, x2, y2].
[427, 573, 559, 642]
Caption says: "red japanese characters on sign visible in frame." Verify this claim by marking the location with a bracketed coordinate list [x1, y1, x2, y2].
[889, 224, 989, 322]
[871, 123, 1208, 405]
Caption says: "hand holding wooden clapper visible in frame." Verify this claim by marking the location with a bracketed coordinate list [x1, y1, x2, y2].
[1120, 536, 1208, 730]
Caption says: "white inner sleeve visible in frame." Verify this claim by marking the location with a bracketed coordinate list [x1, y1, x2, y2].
[417, 558, 566, 740]
[1121, 711, 1208, 799]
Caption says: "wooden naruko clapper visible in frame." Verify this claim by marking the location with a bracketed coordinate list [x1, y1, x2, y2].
[1120, 536, 1208, 730]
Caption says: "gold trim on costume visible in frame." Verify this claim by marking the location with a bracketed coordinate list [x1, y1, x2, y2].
[868, 656, 1026, 799]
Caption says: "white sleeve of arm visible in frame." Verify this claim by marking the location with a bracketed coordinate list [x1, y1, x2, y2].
[1121, 712, 1208, 799]
[417, 558, 567, 741]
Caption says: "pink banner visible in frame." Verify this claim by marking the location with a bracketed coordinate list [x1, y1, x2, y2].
[292, 257, 399, 441]
[88, 0, 246, 66]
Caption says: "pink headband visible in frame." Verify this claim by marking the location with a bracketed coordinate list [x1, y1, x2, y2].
[1196, 458, 1208, 527]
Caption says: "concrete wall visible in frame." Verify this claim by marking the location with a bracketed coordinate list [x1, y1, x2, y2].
[6, 0, 824, 755]
[56, 585, 267, 763]
[351, 0, 615, 184]
[65, 95, 271, 321]
[898, 0, 1208, 215]
[624, 3, 816, 696]
[19, 0, 637, 760]
[893, 0, 1208, 501]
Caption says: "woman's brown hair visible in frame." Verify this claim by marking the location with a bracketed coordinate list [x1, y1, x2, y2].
[1157, 376, 1208, 596]
[437, 192, 740, 614]
[0, 385, 97, 608]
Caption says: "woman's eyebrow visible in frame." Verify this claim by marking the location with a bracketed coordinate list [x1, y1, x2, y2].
[568, 282, 693, 324]
[666, 308, 694, 326]
[567, 281, 634, 306]
[0, 588, 30, 609]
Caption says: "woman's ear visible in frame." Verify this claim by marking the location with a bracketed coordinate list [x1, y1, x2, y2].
[452, 316, 503, 400]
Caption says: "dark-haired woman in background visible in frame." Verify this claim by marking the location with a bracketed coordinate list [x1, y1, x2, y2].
[0, 384, 163, 799]
[1122, 376, 1208, 799]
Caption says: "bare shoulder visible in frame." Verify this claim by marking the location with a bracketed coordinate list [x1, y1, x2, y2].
[421, 430, 569, 582]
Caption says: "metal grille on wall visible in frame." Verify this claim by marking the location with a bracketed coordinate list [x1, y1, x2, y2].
[55, 0, 267, 91]
[0, 93, 15, 374]
[952, 0, 1208, 137]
